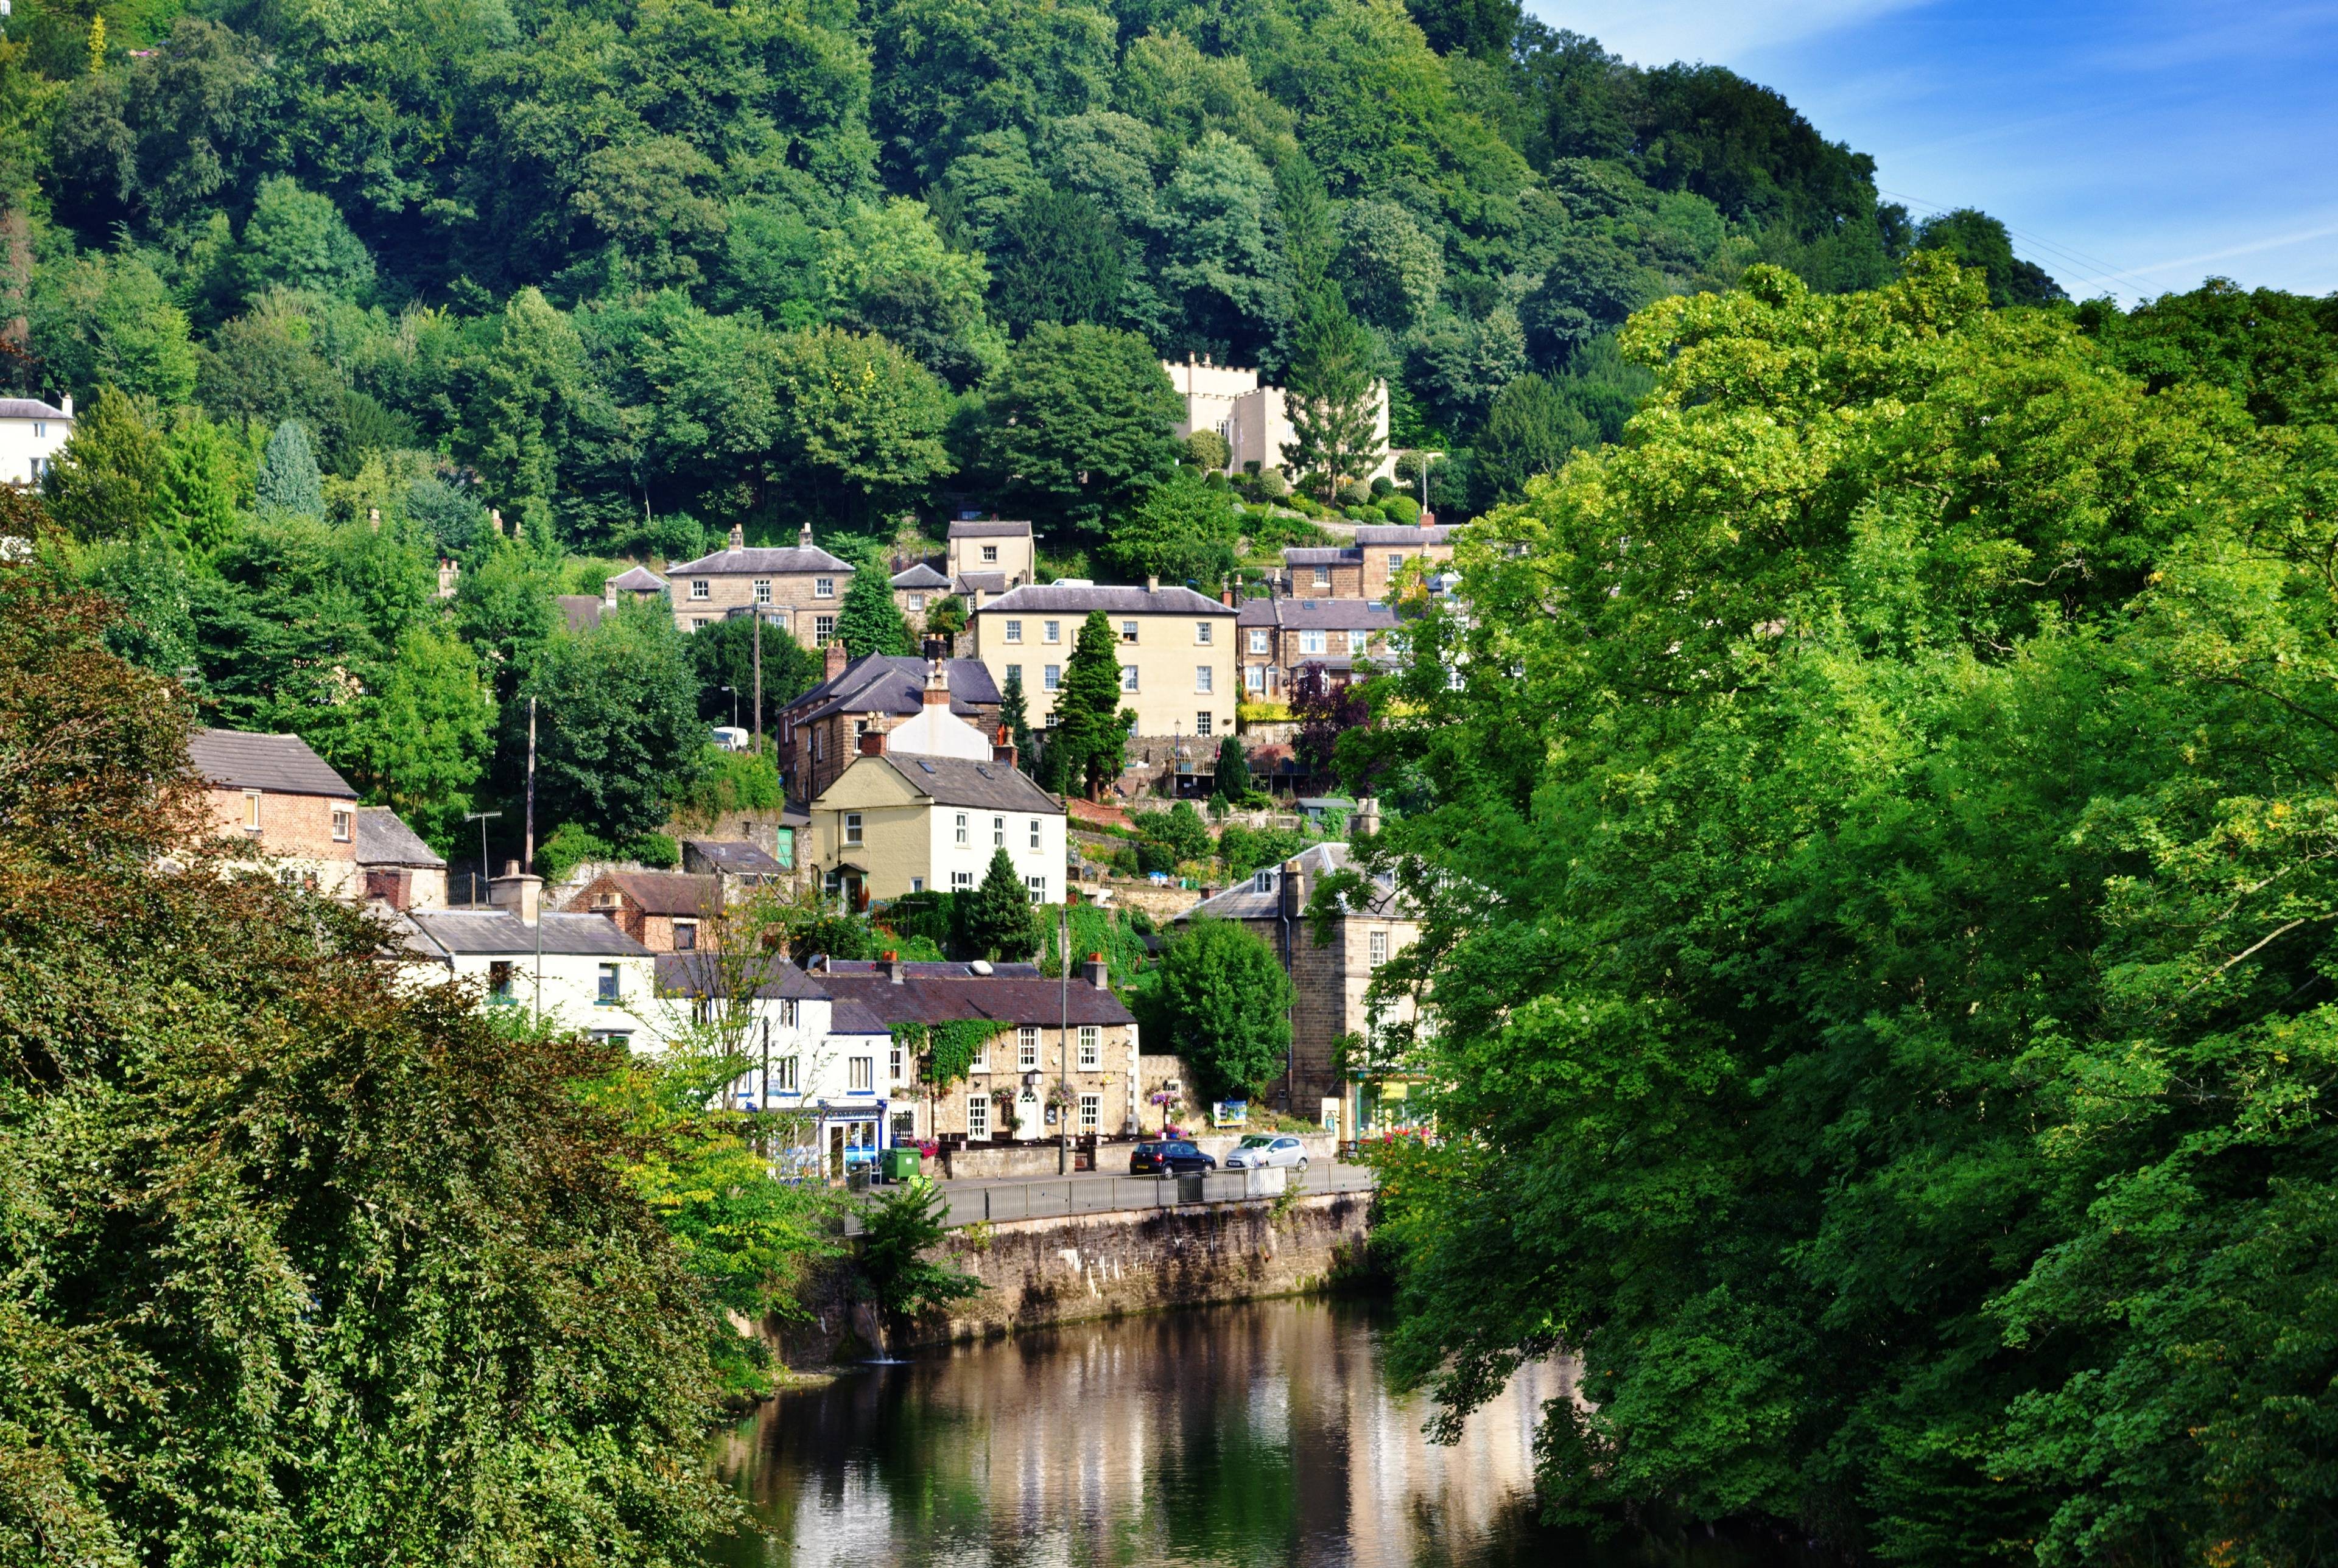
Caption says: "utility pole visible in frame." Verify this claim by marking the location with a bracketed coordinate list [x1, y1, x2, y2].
[1057, 902, 1071, 1175]
[465, 810, 501, 907]
[752, 611, 764, 752]
[523, 696, 538, 872]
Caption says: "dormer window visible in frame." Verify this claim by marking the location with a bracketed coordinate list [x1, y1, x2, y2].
[1253, 869, 1273, 893]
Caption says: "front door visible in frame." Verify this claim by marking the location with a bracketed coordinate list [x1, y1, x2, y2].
[1014, 1090, 1041, 1141]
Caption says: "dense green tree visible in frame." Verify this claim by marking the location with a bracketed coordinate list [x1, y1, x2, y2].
[769, 326, 956, 528]
[317, 625, 495, 849]
[451, 542, 560, 702]
[234, 175, 377, 304]
[1469, 373, 1590, 508]
[1141, 799, 1213, 865]
[41, 385, 168, 541]
[1137, 915, 1295, 1102]
[26, 251, 198, 404]
[1156, 131, 1289, 361]
[461, 289, 595, 541]
[515, 598, 706, 842]
[1913, 208, 2066, 308]
[1282, 285, 1385, 500]
[999, 663, 1035, 772]
[1350, 254, 2338, 1558]
[832, 556, 914, 658]
[1332, 199, 1444, 331]
[687, 612, 824, 733]
[195, 297, 347, 434]
[964, 845, 1041, 961]
[1519, 236, 1648, 370]
[2083, 278, 2338, 427]
[1103, 468, 1240, 587]
[1047, 609, 1134, 800]
[989, 186, 1125, 332]
[974, 324, 1181, 545]
[1213, 733, 1251, 800]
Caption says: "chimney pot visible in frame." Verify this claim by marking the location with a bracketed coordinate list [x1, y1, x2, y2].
[1146, 575, 1159, 592]
[824, 639, 848, 680]
[991, 741, 1017, 770]
[489, 861, 543, 925]
[59, 394, 74, 418]
[799, 520, 814, 551]
[1082, 954, 1109, 989]
[728, 522, 746, 551]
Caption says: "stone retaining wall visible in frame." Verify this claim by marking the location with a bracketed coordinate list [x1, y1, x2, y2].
[913, 1189, 1369, 1346]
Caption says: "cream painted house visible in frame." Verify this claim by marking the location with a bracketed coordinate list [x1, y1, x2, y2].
[969, 582, 1238, 740]
[807, 737, 1066, 906]
[396, 867, 658, 1045]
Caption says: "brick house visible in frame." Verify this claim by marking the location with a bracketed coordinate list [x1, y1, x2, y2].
[1282, 524, 1459, 600]
[1282, 546, 1366, 599]
[778, 643, 1003, 803]
[888, 561, 951, 633]
[1236, 597, 1399, 699]
[665, 522, 855, 646]
[1178, 841, 1419, 1132]
[356, 806, 448, 910]
[567, 870, 721, 953]
[187, 729, 361, 897]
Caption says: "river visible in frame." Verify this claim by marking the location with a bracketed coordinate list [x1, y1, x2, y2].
[709, 1299, 1818, 1567]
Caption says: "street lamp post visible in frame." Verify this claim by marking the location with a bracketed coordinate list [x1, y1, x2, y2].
[720, 684, 738, 727]
[464, 810, 502, 906]
[1057, 903, 1071, 1175]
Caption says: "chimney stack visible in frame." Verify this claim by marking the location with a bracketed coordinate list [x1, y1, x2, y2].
[1279, 854, 1310, 920]
[992, 741, 1017, 771]
[824, 639, 849, 681]
[490, 508, 504, 537]
[924, 651, 951, 707]
[489, 858, 542, 925]
[603, 576, 619, 606]
[367, 507, 381, 533]
[1221, 586, 1235, 607]
[1083, 953, 1108, 989]
[883, 949, 904, 984]
[1146, 575, 1159, 592]
[857, 729, 886, 757]
[728, 521, 746, 551]
[59, 394, 73, 419]
[799, 520, 814, 551]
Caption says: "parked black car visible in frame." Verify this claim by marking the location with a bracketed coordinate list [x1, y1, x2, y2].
[1129, 1140, 1216, 1175]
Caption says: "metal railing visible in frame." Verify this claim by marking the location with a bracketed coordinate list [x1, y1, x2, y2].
[933, 1164, 1375, 1228]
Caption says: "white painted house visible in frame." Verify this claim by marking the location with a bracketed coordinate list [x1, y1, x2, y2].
[0, 397, 72, 486]
[396, 866, 658, 1045]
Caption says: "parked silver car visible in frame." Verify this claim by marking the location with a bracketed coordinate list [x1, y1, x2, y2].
[1221, 1134, 1309, 1173]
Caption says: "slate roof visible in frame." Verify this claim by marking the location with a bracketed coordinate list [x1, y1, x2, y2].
[890, 562, 950, 589]
[594, 871, 719, 917]
[404, 909, 653, 957]
[0, 399, 69, 421]
[874, 753, 1061, 813]
[808, 961, 1135, 1027]
[1235, 598, 1398, 632]
[953, 571, 1009, 595]
[356, 807, 444, 867]
[1353, 525, 1460, 546]
[829, 998, 893, 1034]
[667, 542, 855, 575]
[683, 839, 785, 875]
[947, 519, 1033, 539]
[791, 654, 1001, 723]
[655, 952, 826, 999]
[554, 594, 604, 633]
[1180, 840, 1409, 923]
[977, 583, 1235, 616]
[606, 564, 669, 592]
[188, 729, 358, 799]
[1282, 547, 1360, 566]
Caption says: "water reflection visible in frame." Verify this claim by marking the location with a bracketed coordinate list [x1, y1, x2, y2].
[711, 1300, 1800, 1568]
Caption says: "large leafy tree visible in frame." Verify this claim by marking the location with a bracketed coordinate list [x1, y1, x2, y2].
[1137, 915, 1296, 1102]
[514, 597, 706, 841]
[0, 506, 734, 1563]
[973, 324, 1181, 547]
[1101, 467, 1240, 588]
[1352, 254, 2338, 1559]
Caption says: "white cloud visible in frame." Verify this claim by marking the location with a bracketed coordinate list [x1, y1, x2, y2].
[1523, 0, 1933, 67]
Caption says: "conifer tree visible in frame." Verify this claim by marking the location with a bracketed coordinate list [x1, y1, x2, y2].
[257, 419, 324, 517]
[1280, 284, 1384, 501]
[966, 847, 1041, 961]
[1050, 610, 1134, 800]
[1000, 665, 1036, 775]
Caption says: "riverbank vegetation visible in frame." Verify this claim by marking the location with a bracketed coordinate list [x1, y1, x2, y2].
[1347, 257, 2338, 1561]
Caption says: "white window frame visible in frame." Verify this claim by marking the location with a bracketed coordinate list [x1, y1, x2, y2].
[1120, 620, 1139, 643]
[1028, 817, 1041, 850]
[890, 1044, 905, 1083]
[1313, 565, 1330, 587]
[773, 1055, 798, 1092]
[1248, 628, 1269, 654]
[908, 593, 925, 612]
[1006, 662, 1023, 687]
[1120, 665, 1139, 693]
[1043, 663, 1061, 691]
[1078, 1092, 1100, 1132]
[1019, 1026, 1039, 1070]
[1301, 629, 1325, 656]
[1005, 620, 1023, 643]
[691, 579, 710, 600]
[814, 576, 836, 598]
[981, 544, 1000, 562]
[1078, 1025, 1100, 1069]
[849, 1056, 874, 1093]
[1196, 712, 1212, 736]
[951, 870, 974, 891]
[1388, 553, 1405, 574]
[1044, 620, 1061, 643]
[1026, 874, 1046, 903]
[993, 815, 1005, 847]
[971, 1035, 990, 1072]
[753, 577, 772, 604]
[1244, 664, 1264, 691]
[955, 812, 969, 845]
[1196, 666, 1213, 694]
[967, 1094, 989, 1140]
[813, 614, 836, 645]
[244, 789, 262, 830]
[331, 808, 351, 842]
[1369, 929, 1389, 968]
[844, 811, 863, 846]
[1195, 621, 1213, 645]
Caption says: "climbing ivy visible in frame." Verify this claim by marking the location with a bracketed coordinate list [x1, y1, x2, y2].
[891, 1019, 1010, 1091]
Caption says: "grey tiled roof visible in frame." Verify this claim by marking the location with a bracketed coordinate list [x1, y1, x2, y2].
[404, 909, 653, 957]
[1181, 840, 1409, 922]
[947, 519, 1033, 539]
[808, 964, 1135, 1027]
[1282, 547, 1360, 565]
[606, 565, 669, 592]
[667, 544, 856, 575]
[829, 998, 893, 1034]
[591, 871, 719, 917]
[890, 562, 950, 589]
[954, 571, 1010, 595]
[876, 753, 1061, 814]
[554, 594, 604, 633]
[1352, 525, 1460, 546]
[0, 399, 69, 420]
[655, 952, 826, 999]
[1235, 598, 1397, 631]
[188, 729, 358, 799]
[356, 807, 444, 867]
[792, 655, 1000, 724]
[977, 583, 1235, 616]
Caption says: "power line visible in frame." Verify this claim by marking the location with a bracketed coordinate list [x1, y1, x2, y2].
[1876, 186, 2161, 300]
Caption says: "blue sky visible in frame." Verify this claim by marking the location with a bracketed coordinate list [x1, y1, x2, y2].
[1527, 1, 2338, 303]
